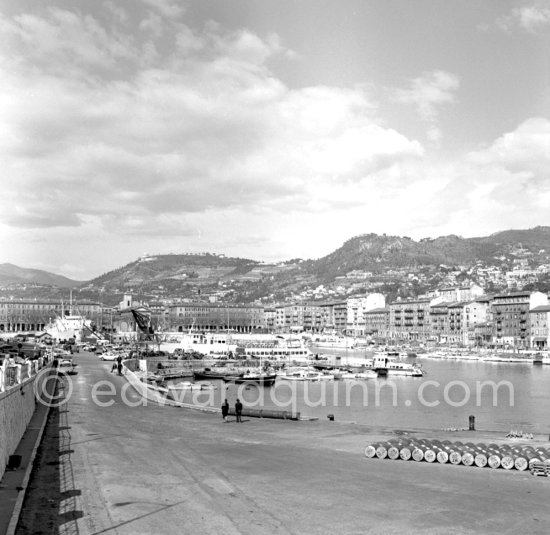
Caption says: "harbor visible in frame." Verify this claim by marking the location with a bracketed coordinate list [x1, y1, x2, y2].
[4, 351, 550, 535]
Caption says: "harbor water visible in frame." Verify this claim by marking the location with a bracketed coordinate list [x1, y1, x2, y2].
[166, 355, 550, 434]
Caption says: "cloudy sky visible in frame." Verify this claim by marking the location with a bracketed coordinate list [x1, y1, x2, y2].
[1, 0, 549, 280]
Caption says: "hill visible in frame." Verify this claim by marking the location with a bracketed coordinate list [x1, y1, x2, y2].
[0, 263, 83, 289]
[2, 227, 550, 303]
[305, 227, 550, 282]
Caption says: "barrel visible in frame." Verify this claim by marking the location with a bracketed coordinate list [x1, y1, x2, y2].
[474, 452, 488, 468]
[411, 445, 425, 462]
[487, 453, 501, 469]
[512, 453, 529, 471]
[500, 452, 515, 470]
[461, 449, 475, 466]
[376, 443, 390, 459]
[399, 445, 413, 461]
[420, 440, 437, 463]
[449, 449, 463, 465]
[387, 444, 401, 460]
[424, 447, 437, 463]
[364, 443, 379, 458]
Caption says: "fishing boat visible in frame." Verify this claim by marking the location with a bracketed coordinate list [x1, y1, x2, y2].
[222, 371, 278, 386]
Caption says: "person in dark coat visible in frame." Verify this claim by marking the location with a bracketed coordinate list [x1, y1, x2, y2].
[235, 398, 243, 423]
[221, 399, 229, 422]
[116, 355, 123, 376]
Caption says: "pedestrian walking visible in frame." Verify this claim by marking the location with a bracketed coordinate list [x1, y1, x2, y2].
[116, 355, 123, 376]
[221, 399, 229, 422]
[235, 398, 243, 423]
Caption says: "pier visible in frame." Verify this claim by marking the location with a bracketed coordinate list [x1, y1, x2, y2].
[3, 351, 550, 534]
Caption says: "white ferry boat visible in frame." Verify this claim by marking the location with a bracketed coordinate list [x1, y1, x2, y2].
[373, 353, 423, 377]
[310, 333, 356, 349]
[159, 332, 312, 362]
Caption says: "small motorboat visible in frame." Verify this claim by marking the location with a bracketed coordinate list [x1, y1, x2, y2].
[222, 372, 277, 387]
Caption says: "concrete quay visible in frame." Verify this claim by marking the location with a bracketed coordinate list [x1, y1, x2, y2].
[7, 352, 550, 534]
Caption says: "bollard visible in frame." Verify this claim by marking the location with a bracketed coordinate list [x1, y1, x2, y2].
[469, 415, 475, 431]
[7, 455, 22, 470]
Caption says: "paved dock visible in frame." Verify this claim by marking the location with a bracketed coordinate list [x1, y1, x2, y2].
[8, 352, 550, 534]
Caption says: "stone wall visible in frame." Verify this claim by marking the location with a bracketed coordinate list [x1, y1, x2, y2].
[0, 366, 55, 479]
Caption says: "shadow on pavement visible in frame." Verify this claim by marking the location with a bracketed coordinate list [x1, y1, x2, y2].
[15, 376, 83, 535]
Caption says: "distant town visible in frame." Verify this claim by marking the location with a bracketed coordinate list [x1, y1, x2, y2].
[2, 232, 550, 350]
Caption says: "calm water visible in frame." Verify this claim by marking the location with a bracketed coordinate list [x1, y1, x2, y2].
[166, 356, 550, 433]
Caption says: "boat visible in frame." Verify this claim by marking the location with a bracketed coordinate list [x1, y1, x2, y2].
[310, 333, 356, 349]
[193, 367, 242, 380]
[340, 369, 378, 380]
[160, 332, 312, 362]
[44, 293, 92, 342]
[222, 371, 277, 386]
[354, 369, 378, 379]
[167, 381, 217, 392]
[279, 368, 322, 382]
[373, 354, 423, 376]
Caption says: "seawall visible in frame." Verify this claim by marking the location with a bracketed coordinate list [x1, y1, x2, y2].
[0, 366, 55, 479]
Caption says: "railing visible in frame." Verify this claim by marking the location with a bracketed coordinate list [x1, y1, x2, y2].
[0, 354, 52, 393]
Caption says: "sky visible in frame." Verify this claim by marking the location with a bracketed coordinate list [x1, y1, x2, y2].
[1, 0, 549, 280]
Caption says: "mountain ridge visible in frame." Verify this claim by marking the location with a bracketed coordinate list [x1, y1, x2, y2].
[2, 227, 550, 302]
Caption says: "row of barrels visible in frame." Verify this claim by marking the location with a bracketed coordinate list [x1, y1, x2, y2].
[364, 438, 550, 471]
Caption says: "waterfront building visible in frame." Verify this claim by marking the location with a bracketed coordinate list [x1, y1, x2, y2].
[446, 301, 490, 346]
[389, 299, 431, 342]
[429, 301, 451, 343]
[167, 303, 267, 333]
[274, 303, 328, 332]
[529, 305, 550, 349]
[345, 293, 386, 336]
[363, 307, 389, 341]
[333, 301, 348, 333]
[264, 308, 277, 331]
[471, 321, 493, 346]
[0, 299, 100, 333]
[491, 291, 548, 348]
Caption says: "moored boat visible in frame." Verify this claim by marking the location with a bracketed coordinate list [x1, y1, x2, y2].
[373, 354, 423, 376]
[194, 367, 242, 380]
[279, 368, 322, 382]
[222, 372, 277, 386]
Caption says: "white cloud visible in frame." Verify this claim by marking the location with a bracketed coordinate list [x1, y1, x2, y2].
[0, 5, 547, 278]
[0, 7, 424, 240]
[140, 0, 185, 19]
[392, 70, 459, 145]
[393, 70, 460, 122]
[497, 3, 550, 33]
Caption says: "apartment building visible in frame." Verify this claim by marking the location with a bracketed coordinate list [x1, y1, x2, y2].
[346, 293, 386, 335]
[491, 291, 548, 348]
[363, 307, 389, 340]
[168, 303, 267, 332]
[530, 305, 550, 349]
[389, 299, 431, 342]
